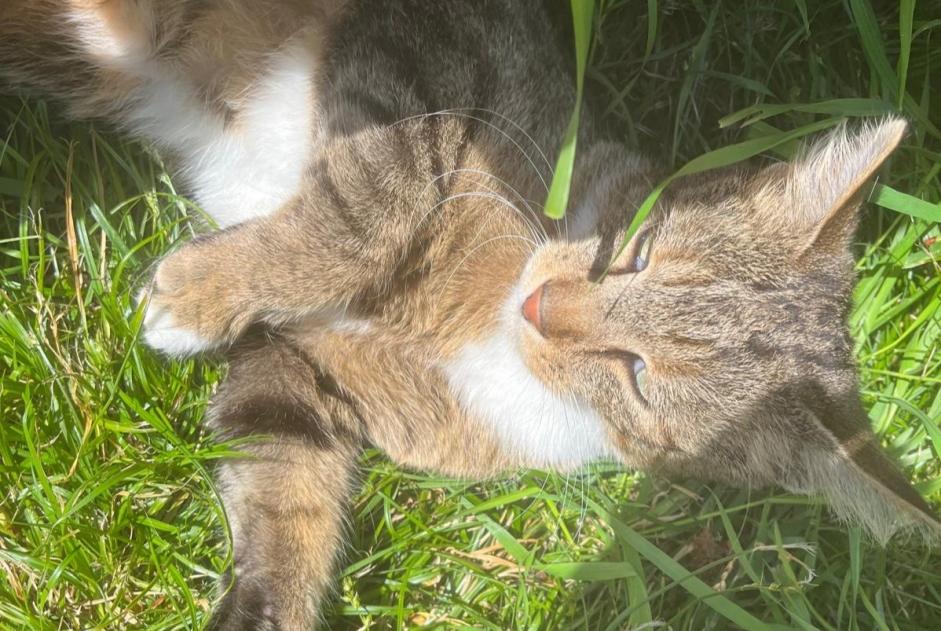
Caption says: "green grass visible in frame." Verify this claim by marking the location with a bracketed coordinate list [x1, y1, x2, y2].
[2, 1, 940, 629]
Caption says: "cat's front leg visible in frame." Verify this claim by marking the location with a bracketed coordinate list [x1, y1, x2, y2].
[141, 117, 465, 356]
[141, 228, 261, 356]
[140, 209, 354, 356]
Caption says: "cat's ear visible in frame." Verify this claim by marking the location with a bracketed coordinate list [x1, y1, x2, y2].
[785, 385, 940, 543]
[785, 118, 907, 253]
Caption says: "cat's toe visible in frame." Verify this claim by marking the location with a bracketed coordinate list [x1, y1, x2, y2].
[140, 290, 216, 357]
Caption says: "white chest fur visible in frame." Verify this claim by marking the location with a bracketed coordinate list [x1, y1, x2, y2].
[179, 48, 318, 226]
[69, 7, 317, 227]
[443, 291, 613, 470]
[133, 46, 318, 227]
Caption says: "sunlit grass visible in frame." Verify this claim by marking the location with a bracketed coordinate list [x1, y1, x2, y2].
[1, 1, 939, 629]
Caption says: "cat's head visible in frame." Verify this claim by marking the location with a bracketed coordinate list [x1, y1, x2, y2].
[518, 119, 940, 541]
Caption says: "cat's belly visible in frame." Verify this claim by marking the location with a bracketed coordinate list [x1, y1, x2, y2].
[69, 5, 321, 227]
[150, 43, 320, 227]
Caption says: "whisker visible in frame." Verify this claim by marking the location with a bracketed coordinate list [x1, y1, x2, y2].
[606, 271, 640, 319]
[560, 388, 594, 541]
[479, 196, 544, 251]
[415, 168, 548, 243]
[441, 234, 538, 292]
[416, 189, 547, 250]
[391, 109, 550, 192]
[454, 106, 553, 171]
[391, 107, 553, 172]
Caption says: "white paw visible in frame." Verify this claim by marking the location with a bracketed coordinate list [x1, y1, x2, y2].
[139, 290, 215, 357]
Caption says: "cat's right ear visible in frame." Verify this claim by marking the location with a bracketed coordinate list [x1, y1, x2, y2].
[783, 118, 906, 256]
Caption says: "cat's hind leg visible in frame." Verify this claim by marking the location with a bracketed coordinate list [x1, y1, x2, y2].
[206, 333, 363, 630]
[1, 0, 331, 227]
[0, 1, 189, 119]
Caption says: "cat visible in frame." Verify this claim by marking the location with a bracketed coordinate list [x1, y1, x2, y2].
[2, 1, 938, 628]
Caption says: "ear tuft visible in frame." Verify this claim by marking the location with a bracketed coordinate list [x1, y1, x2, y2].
[787, 118, 907, 248]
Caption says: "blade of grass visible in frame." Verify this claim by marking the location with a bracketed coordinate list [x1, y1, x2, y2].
[644, 0, 658, 59]
[544, 0, 595, 219]
[536, 561, 637, 581]
[588, 499, 775, 631]
[897, 0, 915, 110]
[848, 0, 898, 103]
[870, 184, 941, 222]
[719, 98, 896, 128]
[619, 543, 653, 628]
[671, 2, 719, 165]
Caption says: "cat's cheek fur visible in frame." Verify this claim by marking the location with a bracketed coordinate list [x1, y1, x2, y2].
[443, 280, 615, 470]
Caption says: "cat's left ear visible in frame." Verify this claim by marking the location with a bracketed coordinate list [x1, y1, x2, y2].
[786, 118, 907, 254]
[785, 384, 941, 543]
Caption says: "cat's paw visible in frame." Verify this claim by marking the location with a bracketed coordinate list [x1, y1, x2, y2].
[140, 246, 249, 357]
[207, 579, 282, 631]
[140, 290, 217, 357]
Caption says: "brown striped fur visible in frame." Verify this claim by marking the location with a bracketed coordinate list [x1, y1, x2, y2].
[2, 2, 938, 628]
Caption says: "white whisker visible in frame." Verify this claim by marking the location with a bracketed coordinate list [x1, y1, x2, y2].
[442, 234, 538, 292]
[453, 106, 553, 171]
[414, 169, 548, 244]
[416, 189, 547, 250]
[391, 109, 550, 192]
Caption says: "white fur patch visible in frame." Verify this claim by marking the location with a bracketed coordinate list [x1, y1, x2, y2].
[443, 286, 613, 469]
[141, 297, 215, 357]
[329, 318, 373, 335]
[179, 47, 318, 226]
[69, 10, 317, 227]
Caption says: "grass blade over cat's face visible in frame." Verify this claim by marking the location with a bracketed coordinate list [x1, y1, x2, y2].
[514, 119, 939, 541]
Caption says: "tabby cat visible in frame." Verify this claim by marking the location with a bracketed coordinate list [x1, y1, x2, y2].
[2, 1, 938, 628]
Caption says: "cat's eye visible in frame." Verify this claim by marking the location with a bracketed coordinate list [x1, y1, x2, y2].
[604, 351, 650, 404]
[631, 355, 649, 402]
[633, 233, 653, 272]
[611, 230, 653, 275]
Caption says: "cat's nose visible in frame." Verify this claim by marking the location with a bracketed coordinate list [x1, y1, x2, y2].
[522, 282, 545, 333]
[523, 279, 599, 340]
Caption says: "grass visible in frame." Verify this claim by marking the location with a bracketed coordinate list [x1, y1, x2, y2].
[1, 0, 940, 629]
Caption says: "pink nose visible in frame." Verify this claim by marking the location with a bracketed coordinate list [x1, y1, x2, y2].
[522, 283, 544, 333]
